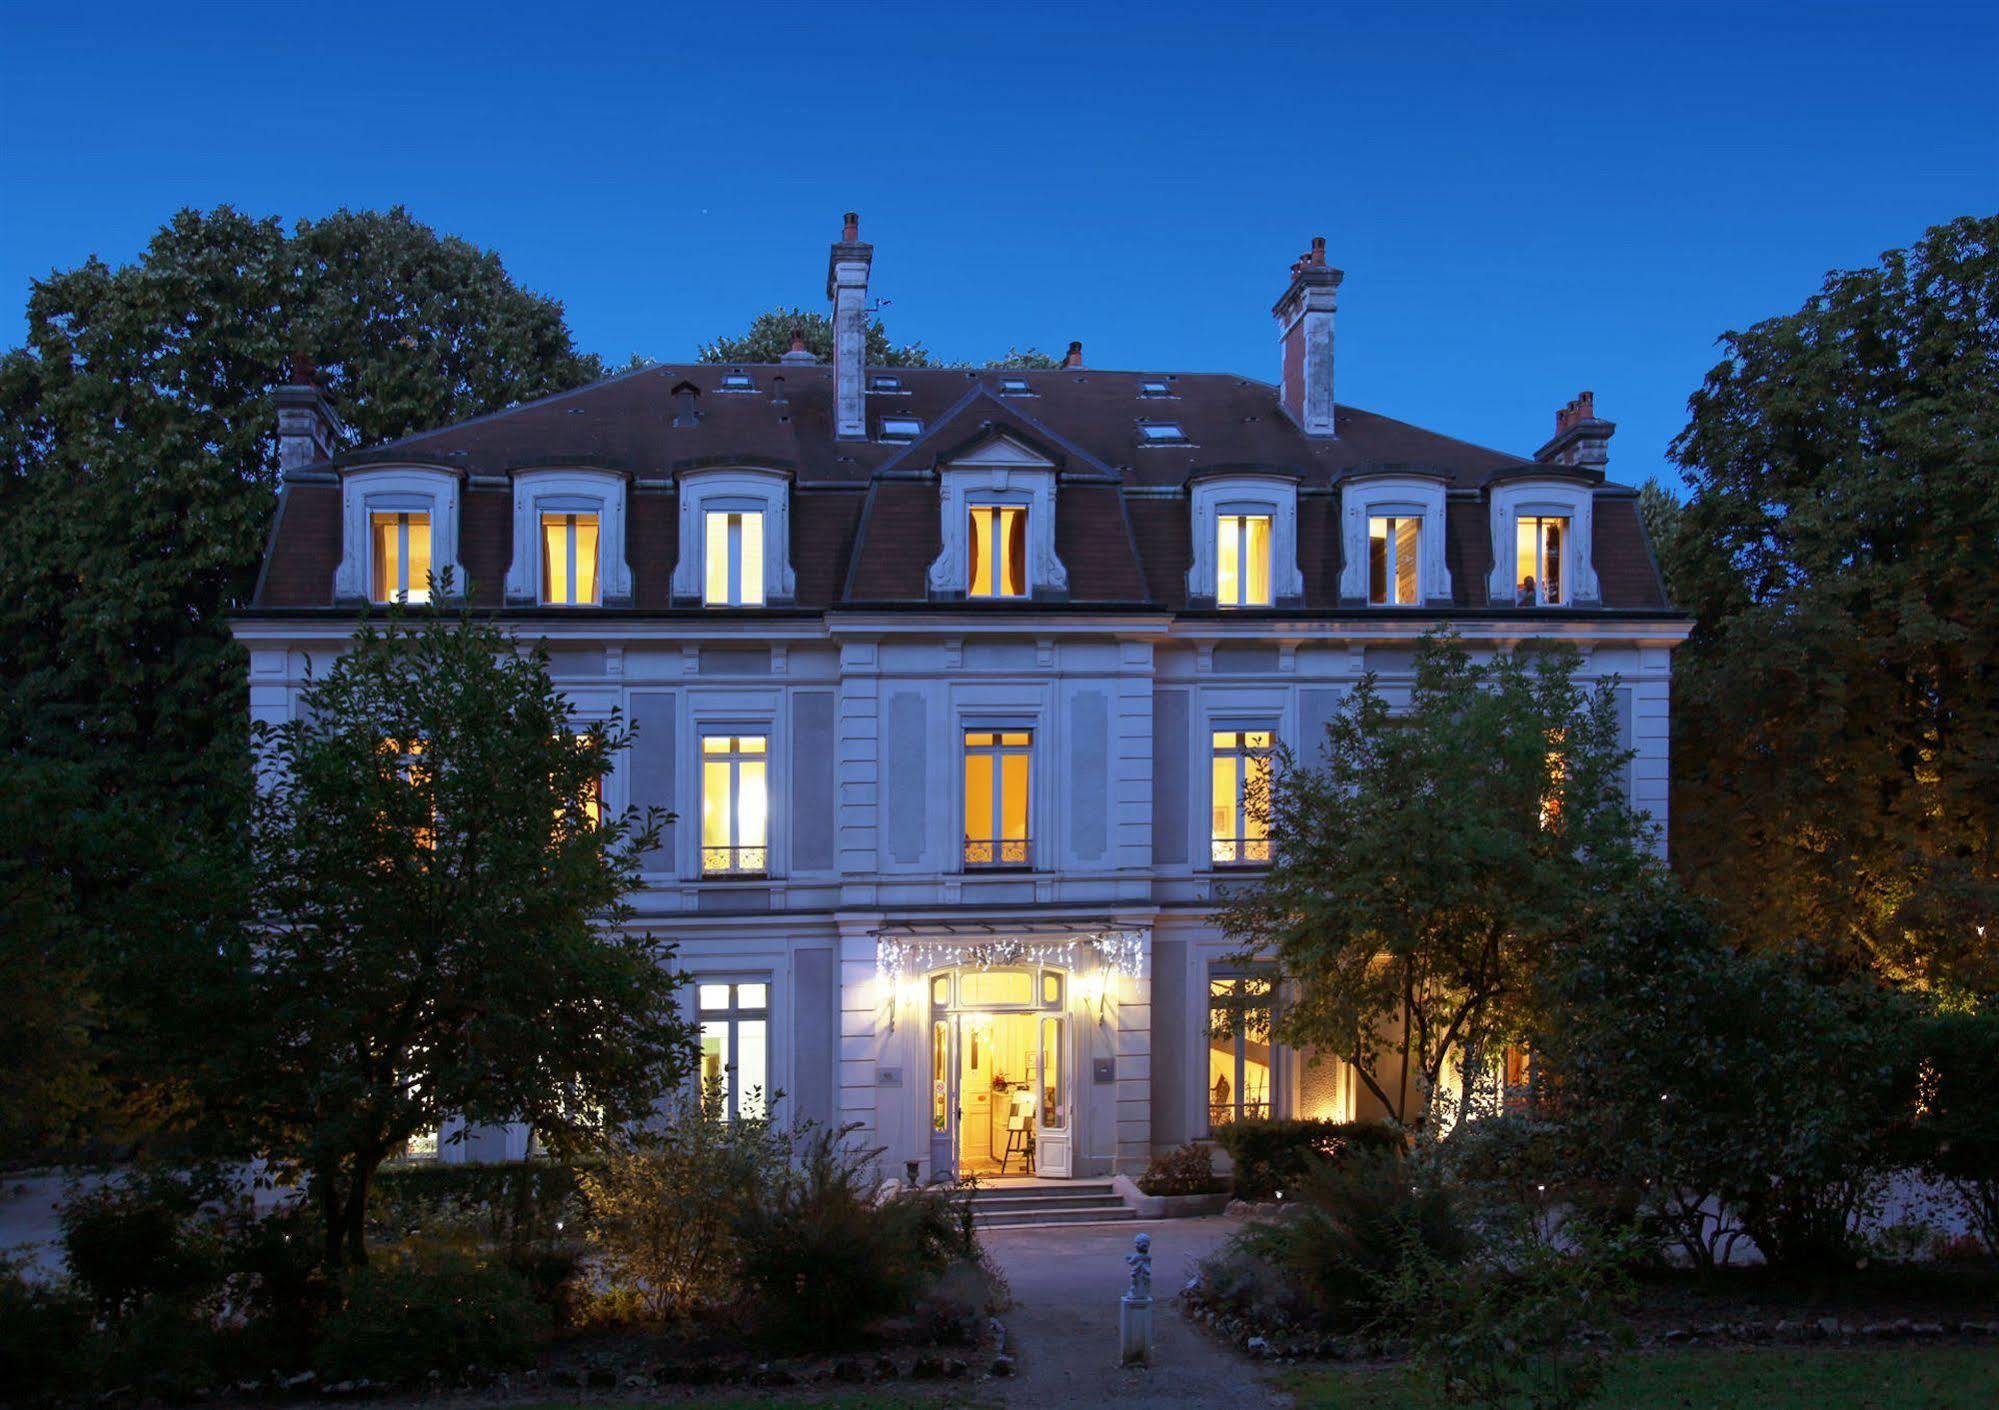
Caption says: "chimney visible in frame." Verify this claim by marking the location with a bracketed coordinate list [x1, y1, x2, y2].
[1272, 237, 1342, 437]
[273, 352, 348, 481]
[826, 211, 873, 439]
[1535, 390, 1615, 474]
[779, 325, 817, 365]
[1063, 340, 1084, 368]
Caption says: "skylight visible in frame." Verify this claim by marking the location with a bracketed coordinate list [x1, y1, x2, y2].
[999, 378, 1032, 395]
[1138, 422, 1188, 444]
[870, 375, 906, 393]
[1139, 380, 1172, 397]
[719, 372, 754, 391]
[880, 415, 923, 440]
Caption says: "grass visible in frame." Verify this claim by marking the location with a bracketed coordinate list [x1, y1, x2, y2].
[1286, 1345, 1999, 1409]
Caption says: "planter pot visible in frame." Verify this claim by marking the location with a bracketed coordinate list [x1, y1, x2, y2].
[1112, 1174, 1232, 1219]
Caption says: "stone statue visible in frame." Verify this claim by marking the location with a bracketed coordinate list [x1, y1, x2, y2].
[1125, 1232, 1153, 1301]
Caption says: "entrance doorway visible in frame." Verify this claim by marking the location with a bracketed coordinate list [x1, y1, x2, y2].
[927, 967, 1072, 1181]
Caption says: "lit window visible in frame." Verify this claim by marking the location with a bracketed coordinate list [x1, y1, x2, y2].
[1211, 730, 1274, 865]
[880, 415, 922, 439]
[700, 734, 768, 875]
[1207, 975, 1276, 1128]
[703, 510, 766, 606]
[1516, 516, 1568, 605]
[1368, 516, 1421, 605]
[719, 372, 753, 390]
[370, 511, 433, 604]
[380, 737, 435, 853]
[1138, 422, 1187, 443]
[963, 729, 1031, 867]
[968, 505, 1028, 599]
[1540, 731, 1566, 831]
[697, 980, 769, 1121]
[1216, 514, 1273, 607]
[571, 732, 603, 829]
[540, 512, 601, 605]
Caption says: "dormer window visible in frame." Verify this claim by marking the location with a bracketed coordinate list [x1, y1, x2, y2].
[1368, 516, 1422, 606]
[1516, 515, 1569, 605]
[704, 510, 766, 606]
[968, 505, 1028, 599]
[880, 415, 922, 441]
[1216, 514, 1273, 607]
[371, 511, 432, 604]
[1139, 421, 1188, 444]
[541, 512, 601, 605]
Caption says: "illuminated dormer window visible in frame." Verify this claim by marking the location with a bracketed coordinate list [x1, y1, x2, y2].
[505, 468, 631, 607]
[541, 512, 601, 605]
[1186, 473, 1301, 608]
[371, 511, 432, 604]
[968, 505, 1029, 599]
[704, 510, 766, 606]
[926, 436, 1067, 601]
[671, 467, 795, 607]
[1339, 473, 1451, 608]
[1368, 516, 1422, 606]
[336, 466, 463, 605]
[1485, 479, 1598, 607]
[1216, 514, 1273, 607]
[1516, 516, 1569, 605]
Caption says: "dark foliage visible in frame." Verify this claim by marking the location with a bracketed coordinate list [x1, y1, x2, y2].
[314, 1252, 545, 1385]
[1211, 1118, 1406, 1200]
[1136, 1142, 1230, 1197]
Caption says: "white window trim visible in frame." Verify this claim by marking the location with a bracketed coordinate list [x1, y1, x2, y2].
[672, 467, 795, 605]
[1338, 474, 1451, 606]
[927, 444, 1068, 599]
[697, 729, 771, 877]
[1186, 474, 1303, 607]
[505, 468, 632, 606]
[1486, 480, 1599, 606]
[1209, 726, 1276, 866]
[692, 976, 773, 1122]
[334, 466, 463, 603]
[961, 726, 1035, 869]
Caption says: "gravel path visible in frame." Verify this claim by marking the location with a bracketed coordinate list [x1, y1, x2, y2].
[979, 1217, 1279, 1410]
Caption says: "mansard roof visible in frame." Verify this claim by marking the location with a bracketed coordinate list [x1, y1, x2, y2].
[252, 361, 1672, 613]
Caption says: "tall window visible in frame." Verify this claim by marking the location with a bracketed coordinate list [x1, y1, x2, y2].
[1539, 731, 1566, 832]
[1368, 516, 1421, 605]
[703, 510, 766, 606]
[370, 511, 432, 604]
[1211, 729, 1274, 865]
[541, 512, 601, 605]
[697, 981, 769, 1121]
[1515, 515, 1567, 605]
[1207, 975, 1276, 1128]
[1216, 513, 1273, 607]
[700, 734, 767, 875]
[379, 737, 436, 853]
[964, 730, 1031, 867]
[968, 505, 1028, 598]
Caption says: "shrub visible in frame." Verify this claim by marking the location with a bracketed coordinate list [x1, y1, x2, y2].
[1137, 1142, 1229, 1197]
[733, 1124, 976, 1350]
[370, 1157, 590, 1257]
[314, 1251, 544, 1384]
[1232, 1147, 1467, 1331]
[1908, 1008, 1999, 1255]
[58, 1166, 235, 1318]
[226, 1200, 341, 1370]
[1211, 1118, 1405, 1200]
[0, 1258, 90, 1407]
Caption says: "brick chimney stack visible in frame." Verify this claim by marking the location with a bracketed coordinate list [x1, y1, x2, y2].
[1535, 390, 1616, 474]
[779, 325, 817, 365]
[1272, 236, 1342, 437]
[1063, 340, 1084, 368]
[273, 352, 348, 482]
[826, 211, 873, 439]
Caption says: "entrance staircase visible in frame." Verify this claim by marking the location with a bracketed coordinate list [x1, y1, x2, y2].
[968, 1180, 1135, 1229]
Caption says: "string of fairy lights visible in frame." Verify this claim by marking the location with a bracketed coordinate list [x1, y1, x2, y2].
[873, 930, 1147, 993]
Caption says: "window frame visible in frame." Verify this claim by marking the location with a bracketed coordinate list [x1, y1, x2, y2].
[1366, 513, 1424, 606]
[702, 508, 768, 607]
[1210, 728, 1276, 866]
[962, 727, 1034, 869]
[1515, 513, 1571, 606]
[369, 508, 434, 604]
[1484, 479, 1598, 606]
[699, 731, 770, 877]
[1206, 970, 1280, 1132]
[695, 978, 771, 1122]
[539, 507, 603, 606]
[507, 467, 630, 607]
[672, 468, 794, 607]
[1215, 512, 1275, 608]
[967, 502, 1030, 600]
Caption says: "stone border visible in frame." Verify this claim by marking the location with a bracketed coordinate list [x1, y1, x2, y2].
[1111, 1173, 1232, 1219]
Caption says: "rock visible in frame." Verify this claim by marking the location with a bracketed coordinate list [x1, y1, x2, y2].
[1816, 1316, 1845, 1339]
[1246, 1335, 1269, 1356]
[910, 1355, 946, 1380]
[940, 1358, 970, 1380]
[622, 1373, 650, 1389]
[750, 1365, 797, 1388]
[1911, 1322, 1945, 1337]
[282, 1371, 317, 1392]
[1860, 1322, 1894, 1338]
[991, 1355, 1015, 1377]
[1663, 1328, 1691, 1343]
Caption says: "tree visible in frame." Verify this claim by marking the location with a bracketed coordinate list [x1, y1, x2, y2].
[1667, 214, 1999, 993]
[0, 207, 606, 1153]
[697, 307, 932, 366]
[1219, 634, 1657, 1127]
[211, 607, 695, 1265]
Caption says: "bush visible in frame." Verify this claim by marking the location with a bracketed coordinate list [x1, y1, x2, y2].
[1231, 1147, 1468, 1331]
[226, 1200, 342, 1370]
[370, 1157, 589, 1258]
[0, 1258, 90, 1407]
[734, 1124, 978, 1350]
[314, 1251, 544, 1385]
[1137, 1142, 1229, 1197]
[1908, 1008, 1999, 1255]
[1212, 1118, 1405, 1200]
[58, 1166, 235, 1318]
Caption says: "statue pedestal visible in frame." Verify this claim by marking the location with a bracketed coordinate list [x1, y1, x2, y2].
[1119, 1294, 1153, 1365]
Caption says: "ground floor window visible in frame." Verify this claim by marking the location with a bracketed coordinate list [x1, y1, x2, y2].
[1207, 973, 1277, 1128]
[697, 980, 769, 1120]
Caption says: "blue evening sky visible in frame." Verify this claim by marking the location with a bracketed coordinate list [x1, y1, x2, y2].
[3, 2, 1994, 488]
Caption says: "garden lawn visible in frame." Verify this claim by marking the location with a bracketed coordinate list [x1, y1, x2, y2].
[1286, 1346, 1999, 1409]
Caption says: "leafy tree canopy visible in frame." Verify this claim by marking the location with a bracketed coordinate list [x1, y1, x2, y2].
[219, 607, 695, 1264]
[1219, 634, 1657, 1127]
[698, 307, 932, 367]
[1666, 213, 1999, 993]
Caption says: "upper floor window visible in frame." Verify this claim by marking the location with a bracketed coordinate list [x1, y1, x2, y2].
[697, 980, 769, 1121]
[1516, 515, 1569, 605]
[370, 511, 432, 604]
[540, 512, 601, 605]
[1368, 516, 1421, 606]
[700, 734, 767, 876]
[1216, 514, 1273, 607]
[704, 510, 766, 606]
[1211, 729, 1274, 865]
[968, 505, 1028, 599]
[964, 729, 1031, 868]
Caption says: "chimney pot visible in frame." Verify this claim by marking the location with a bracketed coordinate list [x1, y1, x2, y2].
[1064, 340, 1084, 368]
[842, 211, 859, 242]
[285, 349, 318, 387]
[1538, 390, 1614, 471]
[1272, 238, 1343, 437]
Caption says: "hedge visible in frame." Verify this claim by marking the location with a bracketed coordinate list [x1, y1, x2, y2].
[1210, 1118, 1406, 1199]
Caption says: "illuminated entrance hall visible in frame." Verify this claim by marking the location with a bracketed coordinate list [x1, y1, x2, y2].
[927, 966, 1072, 1179]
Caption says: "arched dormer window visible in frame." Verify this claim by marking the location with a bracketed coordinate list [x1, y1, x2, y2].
[926, 436, 1068, 601]
[671, 467, 795, 606]
[1186, 471, 1302, 608]
[1485, 476, 1599, 607]
[1338, 472, 1451, 607]
[334, 465, 464, 604]
[505, 468, 632, 607]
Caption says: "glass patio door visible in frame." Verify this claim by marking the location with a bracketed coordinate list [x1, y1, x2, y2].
[1033, 1014, 1072, 1177]
[929, 1015, 958, 1183]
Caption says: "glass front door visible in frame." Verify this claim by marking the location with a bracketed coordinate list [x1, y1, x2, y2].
[1034, 1014, 1072, 1177]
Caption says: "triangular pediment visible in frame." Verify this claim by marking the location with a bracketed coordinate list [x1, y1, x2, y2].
[944, 432, 1056, 469]
[871, 385, 1114, 478]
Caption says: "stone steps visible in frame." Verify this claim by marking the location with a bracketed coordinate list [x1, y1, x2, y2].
[968, 1181, 1134, 1229]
